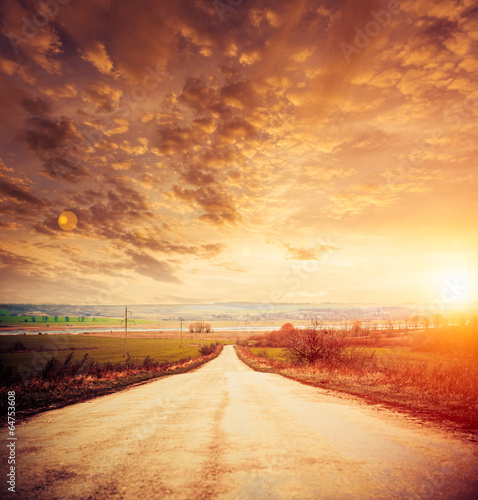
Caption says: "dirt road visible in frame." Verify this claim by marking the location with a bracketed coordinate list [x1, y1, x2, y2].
[3, 345, 478, 499]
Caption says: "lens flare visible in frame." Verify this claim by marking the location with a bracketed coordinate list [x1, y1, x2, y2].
[58, 211, 78, 231]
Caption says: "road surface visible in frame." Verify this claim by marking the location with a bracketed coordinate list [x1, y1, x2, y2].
[2, 345, 478, 499]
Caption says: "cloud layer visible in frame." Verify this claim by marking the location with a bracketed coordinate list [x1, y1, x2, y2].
[0, 0, 477, 304]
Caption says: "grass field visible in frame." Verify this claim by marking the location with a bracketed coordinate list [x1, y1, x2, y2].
[0, 314, 121, 325]
[250, 347, 287, 360]
[0, 335, 225, 421]
[250, 346, 453, 368]
[0, 335, 222, 369]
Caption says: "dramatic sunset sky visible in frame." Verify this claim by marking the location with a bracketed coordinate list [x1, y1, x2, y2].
[0, 0, 477, 305]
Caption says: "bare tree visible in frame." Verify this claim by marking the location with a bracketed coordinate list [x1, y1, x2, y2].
[190, 321, 211, 334]
[284, 318, 347, 365]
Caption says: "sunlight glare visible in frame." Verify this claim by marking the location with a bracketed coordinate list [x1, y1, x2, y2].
[437, 266, 476, 304]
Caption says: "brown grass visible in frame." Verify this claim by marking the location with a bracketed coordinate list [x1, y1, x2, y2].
[410, 326, 478, 358]
[235, 344, 478, 433]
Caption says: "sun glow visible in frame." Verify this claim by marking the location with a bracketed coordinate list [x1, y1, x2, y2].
[435, 266, 477, 305]
[58, 211, 78, 231]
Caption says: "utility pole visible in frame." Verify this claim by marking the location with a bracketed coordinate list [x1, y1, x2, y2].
[121, 306, 134, 358]
[180, 317, 183, 348]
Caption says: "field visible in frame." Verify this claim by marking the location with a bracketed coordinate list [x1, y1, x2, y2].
[3, 323, 478, 432]
[0, 334, 225, 420]
[0, 335, 209, 368]
[0, 310, 121, 326]
[250, 346, 453, 369]
[0, 317, 119, 324]
[241, 326, 478, 433]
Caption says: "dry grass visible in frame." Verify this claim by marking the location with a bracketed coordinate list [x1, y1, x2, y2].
[410, 326, 478, 358]
[236, 344, 478, 432]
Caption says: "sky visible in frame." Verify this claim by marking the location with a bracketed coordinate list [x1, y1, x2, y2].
[0, 0, 477, 306]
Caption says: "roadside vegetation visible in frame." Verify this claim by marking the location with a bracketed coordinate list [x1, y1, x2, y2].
[237, 320, 478, 432]
[0, 336, 222, 421]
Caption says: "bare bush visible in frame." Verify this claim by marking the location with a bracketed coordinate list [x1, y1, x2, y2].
[285, 318, 348, 365]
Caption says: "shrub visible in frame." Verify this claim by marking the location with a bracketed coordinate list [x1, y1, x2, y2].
[40, 353, 89, 381]
[198, 342, 219, 356]
[284, 319, 347, 365]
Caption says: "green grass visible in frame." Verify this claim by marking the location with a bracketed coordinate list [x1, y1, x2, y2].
[211, 339, 236, 345]
[0, 315, 122, 325]
[0, 335, 211, 371]
[250, 347, 288, 361]
[250, 345, 460, 367]
[359, 347, 453, 366]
